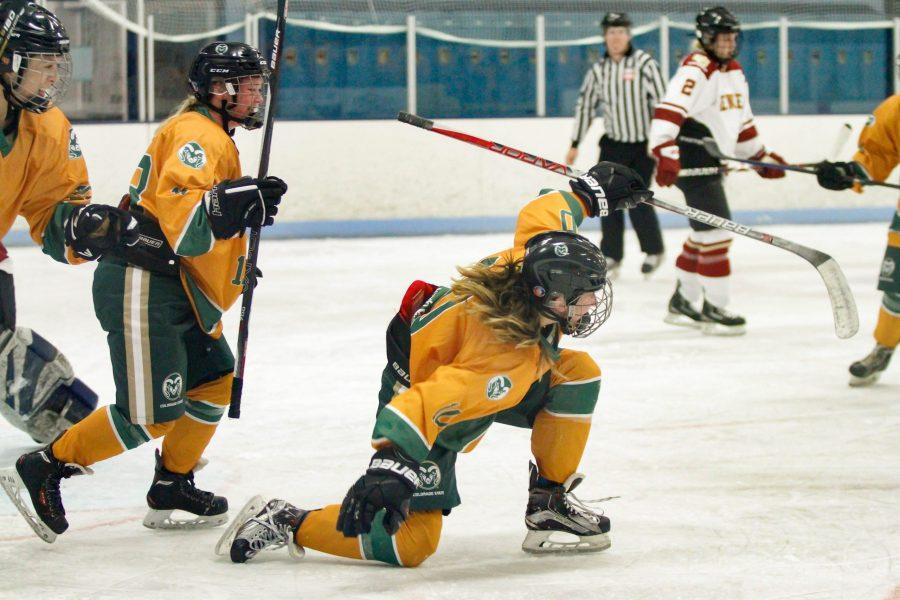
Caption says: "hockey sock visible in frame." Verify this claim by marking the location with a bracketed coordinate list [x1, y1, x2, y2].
[874, 293, 900, 348]
[532, 411, 591, 485]
[160, 375, 230, 474]
[675, 238, 702, 304]
[532, 350, 599, 483]
[52, 405, 172, 466]
[693, 230, 733, 307]
[296, 505, 442, 567]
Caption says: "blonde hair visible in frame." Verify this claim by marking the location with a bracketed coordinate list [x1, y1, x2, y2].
[158, 95, 202, 130]
[450, 257, 557, 367]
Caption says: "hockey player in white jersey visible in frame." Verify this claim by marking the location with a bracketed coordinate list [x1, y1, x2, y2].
[648, 6, 787, 335]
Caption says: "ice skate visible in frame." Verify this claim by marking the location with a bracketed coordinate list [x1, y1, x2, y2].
[219, 496, 308, 563]
[700, 300, 746, 336]
[664, 283, 704, 329]
[641, 253, 664, 278]
[848, 344, 894, 387]
[605, 258, 621, 281]
[0, 443, 92, 543]
[144, 450, 228, 529]
[523, 462, 611, 554]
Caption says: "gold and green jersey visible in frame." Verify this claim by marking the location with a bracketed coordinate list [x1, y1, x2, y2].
[854, 94, 900, 190]
[127, 107, 245, 338]
[0, 106, 91, 264]
[371, 188, 591, 461]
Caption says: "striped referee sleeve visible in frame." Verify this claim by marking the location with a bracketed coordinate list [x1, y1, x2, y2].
[641, 55, 666, 116]
[570, 64, 602, 148]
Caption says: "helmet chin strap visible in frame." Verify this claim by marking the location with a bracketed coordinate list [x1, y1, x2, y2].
[205, 90, 238, 135]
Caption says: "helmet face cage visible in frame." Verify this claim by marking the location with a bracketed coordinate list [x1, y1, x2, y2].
[189, 42, 270, 130]
[2, 49, 71, 112]
[543, 277, 613, 338]
[523, 231, 613, 338]
[210, 73, 269, 130]
[0, 3, 72, 113]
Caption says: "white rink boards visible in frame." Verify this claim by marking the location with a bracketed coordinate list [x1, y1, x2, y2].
[0, 223, 897, 600]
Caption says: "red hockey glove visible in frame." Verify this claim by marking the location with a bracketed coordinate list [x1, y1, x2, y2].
[651, 141, 680, 187]
[751, 149, 787, 179]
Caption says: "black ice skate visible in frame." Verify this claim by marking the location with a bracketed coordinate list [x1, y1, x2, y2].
[523, 462, 611, 554]
[144, 450, 228, 529]
[664, 283, 704, 329]
[700, 300, 747, 336]
[641, 253, 664, 278]
[216, 495, 308, 562]
[0, 443, 92, 543]
[848, 343, 894, 387]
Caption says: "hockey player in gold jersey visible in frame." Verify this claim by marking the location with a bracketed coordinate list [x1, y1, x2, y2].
[816, 96, 900, 386]
[219, 163, 651, 566]
[2, 40, 287, 543]
[0, 1, 136, 444]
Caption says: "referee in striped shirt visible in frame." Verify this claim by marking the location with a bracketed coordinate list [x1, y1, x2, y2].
[566, 12, 666, 277]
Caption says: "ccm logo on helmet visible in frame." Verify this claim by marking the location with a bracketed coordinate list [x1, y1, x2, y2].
[209, 68, 230, 73]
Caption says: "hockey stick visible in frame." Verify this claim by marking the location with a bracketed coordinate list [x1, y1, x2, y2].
[397, 112, 859, 339]
[796, 122, 852, 167]
[679, 166, 751, 177]
[0, 0, 29, 59]
[682, 136, 900, 190]
[828, 122, 853, 160]
[229, 0, 289, 419]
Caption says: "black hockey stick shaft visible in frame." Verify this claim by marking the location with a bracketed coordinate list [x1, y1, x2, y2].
[0, 0, 29, 58]
[681, 136, 900, 190]
[398, 112, 859, 339]
[230, 0, 289, 418]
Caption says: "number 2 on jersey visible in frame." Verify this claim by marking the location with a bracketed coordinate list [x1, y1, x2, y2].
[129, 154, 152, 204]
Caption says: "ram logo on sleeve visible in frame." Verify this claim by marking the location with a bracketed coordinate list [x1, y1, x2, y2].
[485, 375, 512, 401]
[178, 142, 207, 169]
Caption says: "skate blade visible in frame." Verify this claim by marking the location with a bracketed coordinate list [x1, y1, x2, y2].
[848, 372, 881, 387]
[0, 467, 57, 544]
[663, 312, 703, 329]
[522, 530, 611, 554]
[214, 494, 267, 556]
[143, 508, 228, 530]
[701, 322, 746, 336]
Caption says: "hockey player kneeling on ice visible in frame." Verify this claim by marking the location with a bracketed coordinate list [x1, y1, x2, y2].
[217, 162, 649, 566]
[815, 95, 900, 386]
[0, 40, 287, 543]
[648, 7, 788, 336]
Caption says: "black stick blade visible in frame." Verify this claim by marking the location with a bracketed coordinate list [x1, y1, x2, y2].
[398, 112, 434, 130]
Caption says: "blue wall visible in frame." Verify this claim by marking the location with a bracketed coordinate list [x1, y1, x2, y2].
[269, 18, 893, 120]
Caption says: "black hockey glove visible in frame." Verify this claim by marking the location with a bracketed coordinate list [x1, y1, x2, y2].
[569, 161, 653, 218]
[815, 160, 869, 191]
[203, 176, 287, 240]
[65, 204, 140, 261]
[337, 446, 420, 537]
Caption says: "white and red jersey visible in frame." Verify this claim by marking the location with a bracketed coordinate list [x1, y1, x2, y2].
[648, 51, 763, 159]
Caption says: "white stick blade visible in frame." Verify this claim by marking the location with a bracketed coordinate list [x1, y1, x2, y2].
[214, 494, 266, 556]
[816, 258, 859, 339]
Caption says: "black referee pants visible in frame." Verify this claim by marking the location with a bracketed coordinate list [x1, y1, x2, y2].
[596, 135, 664, 262]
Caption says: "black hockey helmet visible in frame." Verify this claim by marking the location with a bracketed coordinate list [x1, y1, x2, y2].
[696, 6, 741, 59]
[522, 231, 612, 338]
[0, 1, 71, 113]
[601, 12, 631, 33]
[188, 41, 270, 130]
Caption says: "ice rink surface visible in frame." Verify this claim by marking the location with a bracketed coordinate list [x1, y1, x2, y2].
[0, 222, 897, 600]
